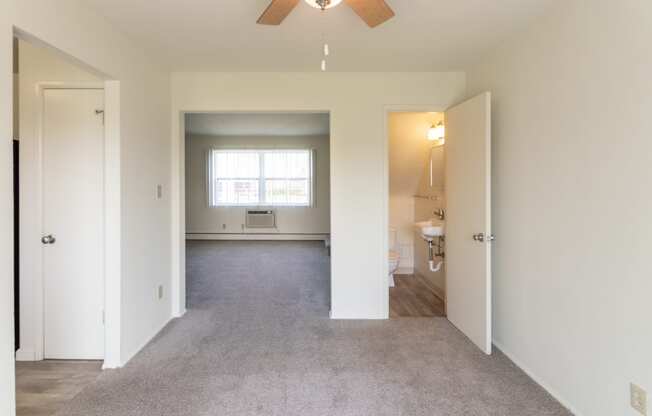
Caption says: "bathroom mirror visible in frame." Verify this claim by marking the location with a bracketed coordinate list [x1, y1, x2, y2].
[429, 145, 445, 191]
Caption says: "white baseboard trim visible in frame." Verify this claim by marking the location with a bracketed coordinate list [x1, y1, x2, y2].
[15, 347, 35, 362]
[187, 233, 329, 241]
[172, 308, 187, 319]
[493, 340, 580, 416]
[396, 267, 414, 275]
[118, 316, 173, 368]
[413, 273, 445, 302]
[102, 356, 120, 370]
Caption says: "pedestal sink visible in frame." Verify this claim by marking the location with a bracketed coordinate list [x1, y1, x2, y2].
[415, 219, 445, 241]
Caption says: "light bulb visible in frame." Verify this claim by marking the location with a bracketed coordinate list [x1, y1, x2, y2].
[321, 60, 326, 71]
[428, 122, 445, 141]
[304, 0, 343, 9]
[324, 43, 329, 56]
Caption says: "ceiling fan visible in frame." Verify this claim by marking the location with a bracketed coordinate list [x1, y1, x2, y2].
[257, 0, 395, 28]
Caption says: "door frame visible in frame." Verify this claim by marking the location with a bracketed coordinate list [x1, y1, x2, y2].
[382, 105, 447, 320]
[32, 83, 106, 361]
[171, 109, 334, 320]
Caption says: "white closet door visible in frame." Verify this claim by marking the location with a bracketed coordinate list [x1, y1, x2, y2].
[42, 88, 104, 360]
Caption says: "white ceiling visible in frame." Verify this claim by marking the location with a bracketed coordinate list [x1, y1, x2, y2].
[186, 113, 330, 136]
[84, 0, 555, 72]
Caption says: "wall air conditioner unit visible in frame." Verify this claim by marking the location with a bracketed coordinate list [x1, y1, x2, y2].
[245, 209, 276, 228]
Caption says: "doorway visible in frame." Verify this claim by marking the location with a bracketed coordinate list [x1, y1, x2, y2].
[387, 111, 447, 318]
[13, 35, 108, 415]
[385, 93, 493, 355]
[182, 112, 332, 316]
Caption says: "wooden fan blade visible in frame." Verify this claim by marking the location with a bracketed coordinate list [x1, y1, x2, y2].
[344, 0, 395, 28]
[257, 0, 301, 25]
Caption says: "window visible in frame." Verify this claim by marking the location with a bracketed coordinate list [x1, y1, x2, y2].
[208, 149, 312, 207]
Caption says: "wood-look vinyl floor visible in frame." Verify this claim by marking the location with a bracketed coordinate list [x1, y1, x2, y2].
[390, 274, 445, 318]
[15, 360, 102, 416]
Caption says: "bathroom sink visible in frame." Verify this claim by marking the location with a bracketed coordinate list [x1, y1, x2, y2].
[415, 220, 445, 240]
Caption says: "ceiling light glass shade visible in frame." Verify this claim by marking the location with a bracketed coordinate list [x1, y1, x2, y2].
[428, 122, 445, 141]
[304, 0, 343, 9]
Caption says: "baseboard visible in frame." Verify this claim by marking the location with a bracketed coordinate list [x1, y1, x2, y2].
[15, 347, 35, 361]
[102, 356, 121, 370]
[396, 266, 414, 275]
[172, 308, 187, 319]
[119, 316, 173, 368]
[414, 273, 446, 302]
[493, 340, 580, 416]
[186, 233, 329, 241]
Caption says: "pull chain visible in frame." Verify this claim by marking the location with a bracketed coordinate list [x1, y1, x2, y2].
[320, 8, 329, 71]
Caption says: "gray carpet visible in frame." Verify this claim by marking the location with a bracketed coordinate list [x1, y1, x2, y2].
[57, 241, 570, 416]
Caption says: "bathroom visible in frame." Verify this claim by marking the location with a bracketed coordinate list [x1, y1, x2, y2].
[388, 112, 446, 318]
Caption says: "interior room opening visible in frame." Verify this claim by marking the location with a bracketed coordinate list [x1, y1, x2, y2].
[388, 111, 446, 318]
[12, 35, 107, 415]
[183, 112, 332, 317]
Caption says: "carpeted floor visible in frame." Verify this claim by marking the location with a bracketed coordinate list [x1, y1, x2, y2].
[56, 240, 570, 416]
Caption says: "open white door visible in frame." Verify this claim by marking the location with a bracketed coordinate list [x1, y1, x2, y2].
[445, 92, 492, 354]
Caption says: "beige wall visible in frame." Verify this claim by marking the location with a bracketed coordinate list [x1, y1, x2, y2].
[16, 39, 101, 362]
[171, 72, 467, 319]
[185, 134, 330, 236]
[467, 0, 652, 414]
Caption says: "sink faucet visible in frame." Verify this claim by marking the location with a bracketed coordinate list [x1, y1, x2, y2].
[434, 208, 445, 220]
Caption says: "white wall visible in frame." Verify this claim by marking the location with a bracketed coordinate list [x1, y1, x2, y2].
[16, 38, 102, 362]
[1, 1, 172, 412]
[1, 11, 16, 414]
[171, 72, 467, 319]
[185, 133, 330, 237]
[467, 1, 652, 414]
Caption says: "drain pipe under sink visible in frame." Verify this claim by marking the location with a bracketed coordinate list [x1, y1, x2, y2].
[429, 259, 443, 273]
[428, 237, 444, 272]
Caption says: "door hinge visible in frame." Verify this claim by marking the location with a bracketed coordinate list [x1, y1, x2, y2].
[473, 233, 496, 243]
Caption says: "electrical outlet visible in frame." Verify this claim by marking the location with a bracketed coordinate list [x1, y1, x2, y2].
[157, 285, 164, 300]
[631, 383, 647, 415]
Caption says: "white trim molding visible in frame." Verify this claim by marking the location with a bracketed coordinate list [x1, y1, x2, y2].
[26, 82, 122, 368]
[172, 109, 333, 321]
[382, 105, 447, 320]
[186, 233, 329, 241]
[493, 340, 580, 416]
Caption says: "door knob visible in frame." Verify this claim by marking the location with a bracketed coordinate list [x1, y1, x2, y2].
[41, 234, 56, 244]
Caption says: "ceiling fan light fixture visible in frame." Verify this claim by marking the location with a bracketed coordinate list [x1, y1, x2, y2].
[304, 0, 343, 10]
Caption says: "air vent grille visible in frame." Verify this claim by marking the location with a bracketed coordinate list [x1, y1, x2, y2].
[246, 210, 276, 228]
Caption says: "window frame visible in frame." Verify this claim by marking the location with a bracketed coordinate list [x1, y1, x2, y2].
[207, 148, 314, 208]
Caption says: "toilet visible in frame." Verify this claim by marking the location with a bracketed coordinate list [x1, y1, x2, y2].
[388, 250, 400, 287]
[388, 228, 401, 287]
